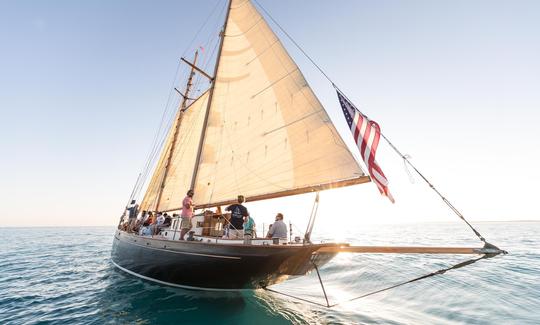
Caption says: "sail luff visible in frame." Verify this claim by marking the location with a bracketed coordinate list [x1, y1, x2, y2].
[189, 0, 233, 191]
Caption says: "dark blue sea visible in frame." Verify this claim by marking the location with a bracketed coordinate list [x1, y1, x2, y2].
[1, 222, 538, 324]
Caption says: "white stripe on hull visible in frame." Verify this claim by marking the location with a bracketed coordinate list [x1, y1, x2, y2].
[110, 260, 252, 292]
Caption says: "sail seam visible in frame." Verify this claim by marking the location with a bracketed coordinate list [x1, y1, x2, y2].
[246, 39, 279, 66]
[263, 109, 324, 136]
[226, 17, 263, 37]
[252, 0, 367, 174]
[204, 157, 365, 194]
[250, 68, 299, 99]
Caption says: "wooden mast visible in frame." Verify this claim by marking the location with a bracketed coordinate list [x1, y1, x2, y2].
[189, 0, 232, 191]
[155, 50, 199, 212]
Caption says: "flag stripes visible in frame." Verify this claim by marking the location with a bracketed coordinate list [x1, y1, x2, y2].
[337, 90, 394, 203]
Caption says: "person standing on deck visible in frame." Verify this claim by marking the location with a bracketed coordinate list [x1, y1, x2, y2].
[226, 195, 249, 239]
[179, 189, 195, 240]
[243, 215, 256, 244]
[266, 213, 287, 240]
[127, 200, 139, 232]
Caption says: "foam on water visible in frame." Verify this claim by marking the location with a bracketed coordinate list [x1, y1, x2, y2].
[0, 222, 538, 324]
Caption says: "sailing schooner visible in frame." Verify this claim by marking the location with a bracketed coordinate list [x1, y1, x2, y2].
[111, 0, 505, 293]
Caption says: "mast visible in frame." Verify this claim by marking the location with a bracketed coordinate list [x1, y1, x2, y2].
[155, 50, 199, 211]
[189, 0, 232, 191]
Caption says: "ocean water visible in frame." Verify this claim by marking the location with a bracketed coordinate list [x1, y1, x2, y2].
[0, 222, 538, 324]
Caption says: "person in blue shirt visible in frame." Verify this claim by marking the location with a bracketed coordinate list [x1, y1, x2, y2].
[225, 195, 249, 239]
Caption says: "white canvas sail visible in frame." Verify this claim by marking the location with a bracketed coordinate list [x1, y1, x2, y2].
[140, 91, 210, 212]
[189, 0, 368, 208]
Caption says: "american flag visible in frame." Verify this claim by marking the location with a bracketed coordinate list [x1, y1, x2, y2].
[337, 90, 395, 203]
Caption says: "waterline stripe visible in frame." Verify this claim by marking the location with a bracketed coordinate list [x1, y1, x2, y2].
[110, 260, 252, 292]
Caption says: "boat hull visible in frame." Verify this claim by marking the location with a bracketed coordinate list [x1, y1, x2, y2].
[111, 230, 338, 290]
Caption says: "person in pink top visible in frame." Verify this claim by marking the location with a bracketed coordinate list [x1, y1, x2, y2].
[180, 189, 195, 240]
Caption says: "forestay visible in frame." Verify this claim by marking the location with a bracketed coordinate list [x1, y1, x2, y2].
[191, 0, 368, 208]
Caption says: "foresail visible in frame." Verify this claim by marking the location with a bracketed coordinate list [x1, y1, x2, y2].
[192, 0, 367, 207]
[140, 91, 210, 212]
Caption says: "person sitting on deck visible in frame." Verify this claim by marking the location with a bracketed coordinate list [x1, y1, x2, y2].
[243, 215, 256, 244]
[139, 221, 152, 236]
[154, 212, 166, 234]
[142, 212, 149, 223]
[148, 212, 159, 234]
[157, 213, 165, 226]
[222, 223, 229, 239]
[152, 212, 160, 225]
[180, 189, 195, 240]
[225, 195, 249, 239]
[266, 213, 287, 240]
[163, 214, 172, 228]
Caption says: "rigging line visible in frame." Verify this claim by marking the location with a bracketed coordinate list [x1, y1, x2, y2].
[383, 132, 487, 243]
[328, 254, 490, 307]
[178, 0, 226, 60]
[252, 1, 358, 163]
[252, 0, 334, 86]
[136, 66, 190, 199]
[291, 223, 306, 239]
[141, 68, 189, 187]
[192, 32, 220, 96]
[134, 0, 225, 201]
[265, 254, 492, 309]
[253, 0, 489, 245]
[334, 87, 488, 244]
[136, 63, 182, 190]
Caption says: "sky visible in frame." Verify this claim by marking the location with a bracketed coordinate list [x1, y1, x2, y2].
[0, 0, 539, 229]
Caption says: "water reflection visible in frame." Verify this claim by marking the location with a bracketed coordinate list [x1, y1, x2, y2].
[2, 224, 538, 324]
[97, 265, 248, 323]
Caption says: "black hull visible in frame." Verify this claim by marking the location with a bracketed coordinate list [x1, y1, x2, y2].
[111, 230, 338, 290]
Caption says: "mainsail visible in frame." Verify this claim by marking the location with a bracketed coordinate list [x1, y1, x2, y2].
[191, 0, 368, 208]
[142, 0, 370, 212]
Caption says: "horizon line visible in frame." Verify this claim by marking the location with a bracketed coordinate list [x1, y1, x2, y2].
[1, 219, 539, 228]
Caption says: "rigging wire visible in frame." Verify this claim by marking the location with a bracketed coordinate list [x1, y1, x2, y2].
[265, 254, 491, 308]
[131, 0, 227, 204]
[137, 0, 227, 201]
[252, 0, 489, 245]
